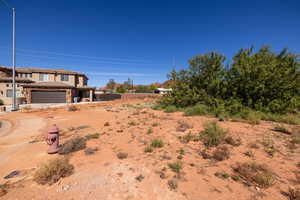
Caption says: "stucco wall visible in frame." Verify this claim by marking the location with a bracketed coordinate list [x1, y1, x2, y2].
[0, 83, 25, 105]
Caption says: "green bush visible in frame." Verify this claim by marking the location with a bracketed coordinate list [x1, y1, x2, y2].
[200, 121, 227, 147]
[164, 105, 178, 113]
[159, 46, 300, 117]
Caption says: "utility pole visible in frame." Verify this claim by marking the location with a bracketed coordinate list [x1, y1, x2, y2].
[12, 7, 17, 111]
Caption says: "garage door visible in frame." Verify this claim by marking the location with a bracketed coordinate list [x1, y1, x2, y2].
[31, 90, 66, 103]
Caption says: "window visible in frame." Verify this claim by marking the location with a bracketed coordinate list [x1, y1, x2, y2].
[39, 73, 48, 81]
[6, 84, 9, 87]
[6, 89, 21, 97]
[61, 74, 69, 81]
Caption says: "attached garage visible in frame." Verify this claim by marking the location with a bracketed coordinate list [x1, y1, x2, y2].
[23, 82, 75, 104]
[31, 90, 66, 103]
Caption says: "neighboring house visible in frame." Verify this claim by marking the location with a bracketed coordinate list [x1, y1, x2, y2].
[0, 66, 95, 105]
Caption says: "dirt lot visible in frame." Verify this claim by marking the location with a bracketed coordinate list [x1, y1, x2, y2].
[0, 98, 300, 200]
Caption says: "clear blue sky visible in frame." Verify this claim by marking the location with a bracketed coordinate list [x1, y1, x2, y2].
[0, 0, 299, 87]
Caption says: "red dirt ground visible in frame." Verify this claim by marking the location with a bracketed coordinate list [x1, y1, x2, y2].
[0, 98, 299, 200]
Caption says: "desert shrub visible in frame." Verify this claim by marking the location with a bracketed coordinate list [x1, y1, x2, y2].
[164, 105, 178, 113]
[212, 146, 230, 161]
[225, 136, 241, 146]
[116, 152, 128, 159]
[273, 125, 291, 135]
[151, 104, 163, 110]
[33, 157, 74, 185]
[200, 121, 227, 147]
[168, 161, 183, 173]
[176, 120, 193, 132]
[232, 162, 275, 188]
[58, 137, 86, 155]
[85, 133, 100, 140]
[144, 146, 153, 153]
[184, 104, 210, 116]
[67, 105, 78, 111]
[151, 139, 164, 148]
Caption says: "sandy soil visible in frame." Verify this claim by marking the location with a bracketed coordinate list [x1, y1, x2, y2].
[0, 98, 299, 200]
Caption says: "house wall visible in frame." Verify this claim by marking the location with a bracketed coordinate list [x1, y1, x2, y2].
[76, 75, 87, 87]
[0, 82, 25, 105]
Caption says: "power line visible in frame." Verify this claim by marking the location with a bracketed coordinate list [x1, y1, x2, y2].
[0, 46, 156, 63]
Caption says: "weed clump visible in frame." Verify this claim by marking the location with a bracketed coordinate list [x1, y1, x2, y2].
[168, 161, 183, 173]
[200, 121, 227, 147]
[58, 137, 86, 155]
[151, 139, 164, 148]
[215, 171, 230, 179]
[212, 146, 230, 161]
[232, 162, 275, 188]
[33, 157, 74, 185]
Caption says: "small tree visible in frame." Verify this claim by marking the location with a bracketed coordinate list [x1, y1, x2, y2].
[106, 79, 116, 93]
[116, 85, 126, 93]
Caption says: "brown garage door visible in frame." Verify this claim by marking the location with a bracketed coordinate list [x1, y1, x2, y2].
[31, 90, 66, 103]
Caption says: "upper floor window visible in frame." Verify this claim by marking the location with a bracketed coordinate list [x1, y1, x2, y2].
[39, 73, 48, 81]
[61, 74, 69, 81]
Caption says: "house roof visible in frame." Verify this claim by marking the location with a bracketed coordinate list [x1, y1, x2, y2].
[22, 82, 75, 88]
[0, 77, 34, 83]
[0, 66, 88, 79]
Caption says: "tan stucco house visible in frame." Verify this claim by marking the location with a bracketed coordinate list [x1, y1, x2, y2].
[0, 66, 95, 105]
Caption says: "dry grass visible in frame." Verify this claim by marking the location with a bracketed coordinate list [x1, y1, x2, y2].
[168, 161, 183, 173]
[58, 137, 86, 155]
[85, 133, 100, 140]
[33, 157, 74, 185]
[178, 131, 197, 144]
[273, 125, 292, 135]
[212, 146, 230, 161]
[232, 162, 275, 188]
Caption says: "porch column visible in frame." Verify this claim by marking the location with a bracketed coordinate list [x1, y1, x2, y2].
[89, 89, 93, 102]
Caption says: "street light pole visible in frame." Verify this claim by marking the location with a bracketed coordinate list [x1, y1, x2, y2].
[12, 7, 17, 111]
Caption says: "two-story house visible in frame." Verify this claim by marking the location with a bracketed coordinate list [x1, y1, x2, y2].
[0, 66, 95, 105]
